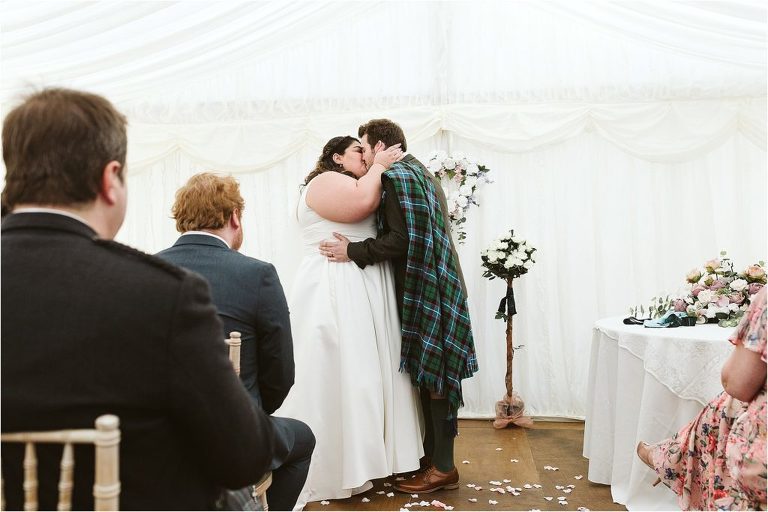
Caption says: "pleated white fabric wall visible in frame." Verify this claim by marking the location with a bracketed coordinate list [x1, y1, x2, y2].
[2, 0, 766, 417]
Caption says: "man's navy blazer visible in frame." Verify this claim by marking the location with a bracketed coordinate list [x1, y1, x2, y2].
[156, 234, 295, 415]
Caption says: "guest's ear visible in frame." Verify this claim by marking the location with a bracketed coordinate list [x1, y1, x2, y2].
[99, 161, 123, 205]
[230, 209, 241, 229]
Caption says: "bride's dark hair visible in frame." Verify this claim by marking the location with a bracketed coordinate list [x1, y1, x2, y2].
[303, 136, 359, 185]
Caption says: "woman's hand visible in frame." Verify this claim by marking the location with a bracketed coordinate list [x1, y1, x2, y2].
[373, 142, 403, 169]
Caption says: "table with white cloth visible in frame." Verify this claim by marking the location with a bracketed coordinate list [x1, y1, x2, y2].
[583, 316, 737, 511]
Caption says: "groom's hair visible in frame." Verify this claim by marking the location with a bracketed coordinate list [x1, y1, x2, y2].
[172, 172, 244, 233]
[358, 119, 407, 152]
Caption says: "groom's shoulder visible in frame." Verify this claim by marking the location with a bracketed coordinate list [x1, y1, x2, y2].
[406, 154, 428, 169]
[388, 156, 428, 178]
[398, 154, 427, 171]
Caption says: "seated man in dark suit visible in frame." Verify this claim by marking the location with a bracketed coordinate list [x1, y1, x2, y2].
[157, 173, 315, 511]
[1, 88, 275, 510]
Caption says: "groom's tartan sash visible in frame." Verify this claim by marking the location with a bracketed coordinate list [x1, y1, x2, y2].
[383, 162, 478, 419]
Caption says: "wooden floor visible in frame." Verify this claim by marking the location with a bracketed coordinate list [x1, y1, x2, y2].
[305, 419, 625, 511]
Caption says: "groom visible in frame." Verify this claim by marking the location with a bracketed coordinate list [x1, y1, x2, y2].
[320, 119, 478, 493]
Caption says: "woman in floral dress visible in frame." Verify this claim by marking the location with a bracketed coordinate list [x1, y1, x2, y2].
[637, 287, 766, 510]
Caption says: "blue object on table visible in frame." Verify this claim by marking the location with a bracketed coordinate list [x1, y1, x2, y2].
[643, 311, 691, 328]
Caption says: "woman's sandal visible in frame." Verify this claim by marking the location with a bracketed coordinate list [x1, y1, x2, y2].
[636, 441, 662, 487]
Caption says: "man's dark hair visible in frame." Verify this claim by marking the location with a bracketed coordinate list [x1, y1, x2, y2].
[357, 119, 407, 152]
[2, 88, 127, 209]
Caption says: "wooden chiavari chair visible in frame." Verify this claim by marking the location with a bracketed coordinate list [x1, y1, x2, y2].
[1, 414, 120, 511]
[225, 331, 271, 511]
[225, 331, 242, 376]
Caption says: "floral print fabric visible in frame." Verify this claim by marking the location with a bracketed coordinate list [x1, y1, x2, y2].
[648, 288, 766, 510]
[725, 287, 766, 508]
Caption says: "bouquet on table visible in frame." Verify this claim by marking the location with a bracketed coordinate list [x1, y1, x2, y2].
[630, 251, 766, 327]
[426, 151, 492, 243]
[681, 253, 765, 327]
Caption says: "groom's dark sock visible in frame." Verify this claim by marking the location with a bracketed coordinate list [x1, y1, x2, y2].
[429, 398, 455, 472]
[420, 387, 434, 458]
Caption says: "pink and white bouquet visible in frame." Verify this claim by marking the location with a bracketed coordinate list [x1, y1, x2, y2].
[678, 252, 765, 326]
[426, 150, 492, 243]
[631, 252, 766, 327]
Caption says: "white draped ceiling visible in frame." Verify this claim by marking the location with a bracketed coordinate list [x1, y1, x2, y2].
[2, 1, 766, 418]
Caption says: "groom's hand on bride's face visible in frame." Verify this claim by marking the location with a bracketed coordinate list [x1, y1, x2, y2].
[319, 233, 351, 262]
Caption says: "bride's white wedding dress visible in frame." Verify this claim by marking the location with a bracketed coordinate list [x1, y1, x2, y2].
[275, 184, 423, 509]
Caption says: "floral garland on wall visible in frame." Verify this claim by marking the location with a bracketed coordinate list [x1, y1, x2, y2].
[426, 151, 492, 243]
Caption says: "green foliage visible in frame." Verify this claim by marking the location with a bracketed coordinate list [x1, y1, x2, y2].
[630, 295, 672, 319]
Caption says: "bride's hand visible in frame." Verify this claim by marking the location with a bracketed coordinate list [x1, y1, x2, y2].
[373, 143, 403, 169]
[371, 140, 385, 158]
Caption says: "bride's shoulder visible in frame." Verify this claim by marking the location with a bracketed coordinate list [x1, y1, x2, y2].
[306, 171, 355, 199]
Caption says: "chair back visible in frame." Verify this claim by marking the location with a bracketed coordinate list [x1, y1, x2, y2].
[251, 472, 272, 511]
[225, 331, 242, 375]
[1, 414, 121, 511]
[224, 331, 271, 510]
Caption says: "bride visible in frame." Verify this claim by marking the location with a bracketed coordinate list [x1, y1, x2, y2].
[276, 136, 424, 508]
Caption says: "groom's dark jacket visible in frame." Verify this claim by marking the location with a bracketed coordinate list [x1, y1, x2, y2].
[347, 154, 465, 315]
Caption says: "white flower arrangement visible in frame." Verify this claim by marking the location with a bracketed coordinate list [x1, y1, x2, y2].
[481, 229, 537, 322]
[481, 229, 537, 281]
[426, 150, 492, 243]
